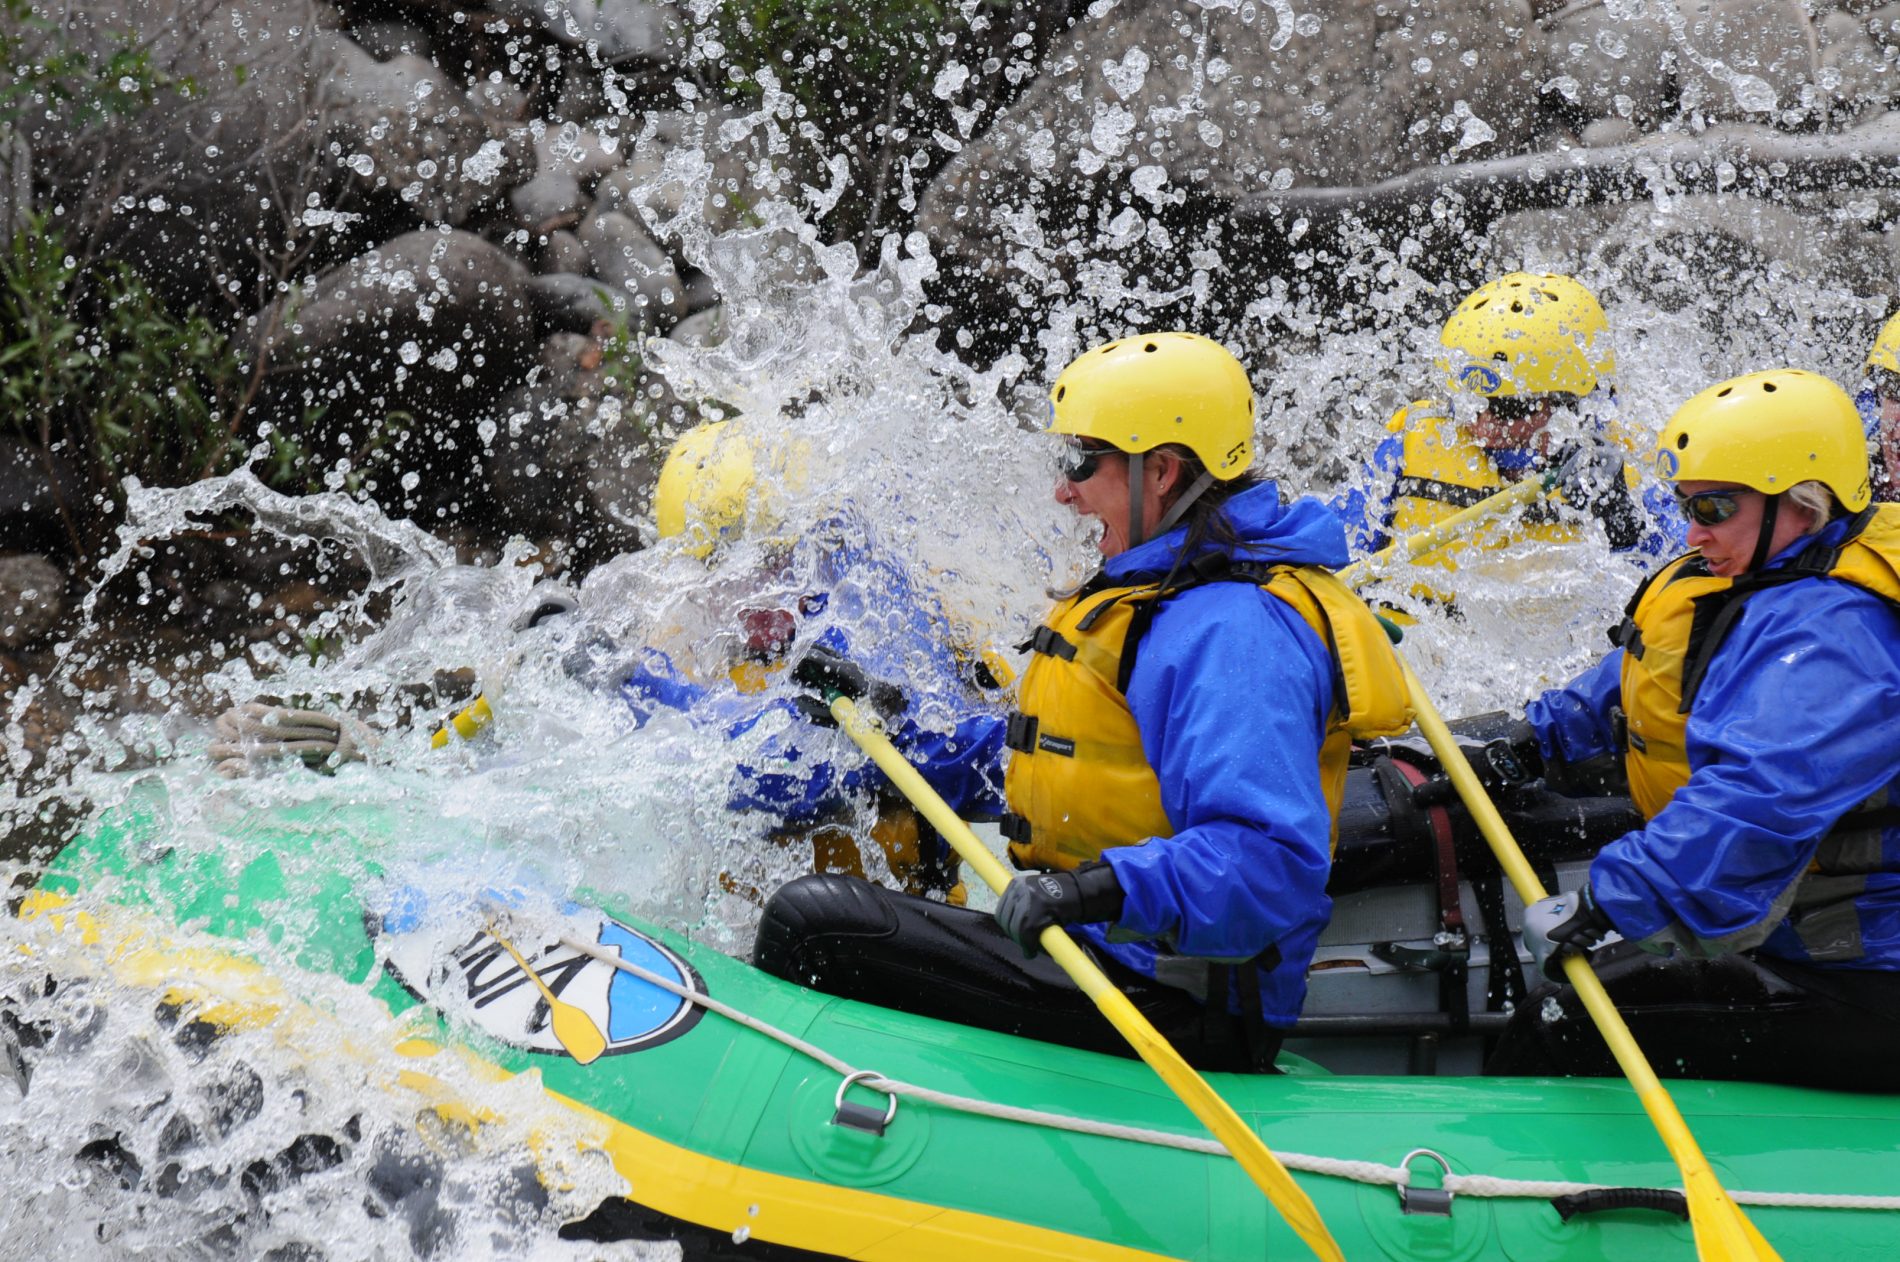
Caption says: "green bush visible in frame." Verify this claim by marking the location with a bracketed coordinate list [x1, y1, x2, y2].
[0, 214, 247, 550]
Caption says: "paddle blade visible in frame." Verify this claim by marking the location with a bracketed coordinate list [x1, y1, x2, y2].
[549, 1001, 608, 1065]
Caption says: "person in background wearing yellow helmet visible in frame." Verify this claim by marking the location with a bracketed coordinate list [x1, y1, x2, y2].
[1480, 369, 1900, 1087]
[1336, 273, 1683, 597]
[754, 332, 1414, 1072]
[1861, 311, 1900, 502]
[622, 420, 1009, 903]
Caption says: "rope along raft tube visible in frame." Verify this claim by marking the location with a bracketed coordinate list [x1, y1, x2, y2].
[556, 935, 1900, 1214]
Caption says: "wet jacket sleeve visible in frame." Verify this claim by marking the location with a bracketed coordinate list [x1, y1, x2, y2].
[1633, 482, 1688, 559]
[895, 710, 1007, 820]
[618, 649, 708, 726]
[1590, 585, 1900, 956]
[1330, 432, 1404, 557]
[1100, 583, 1336, 961]
[1523, 648, 1624, 766]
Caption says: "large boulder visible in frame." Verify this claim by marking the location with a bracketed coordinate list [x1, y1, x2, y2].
[0, 554, 65, 649]
[24, 0, 349, 310]
[509, 121, 627, 231]
[486, 0, 686, 65]
[323, 36, 532, 228]
[916, 0, 1546, 351]
[245, 230, 538, 524]
[486, 332, 690, 555]
[1542, 2, 1676, 129]
[579, 207, 686, 330]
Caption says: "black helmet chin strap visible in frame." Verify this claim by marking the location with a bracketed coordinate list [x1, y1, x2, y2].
[1747, 492, 1782, 574]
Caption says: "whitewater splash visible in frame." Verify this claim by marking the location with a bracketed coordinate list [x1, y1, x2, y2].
[2, 6, 1892, 1256]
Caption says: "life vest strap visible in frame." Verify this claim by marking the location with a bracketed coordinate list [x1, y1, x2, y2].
[1023, 625, 1078, 661]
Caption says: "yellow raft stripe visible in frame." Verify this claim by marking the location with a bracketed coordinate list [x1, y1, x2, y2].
[22, 889, 1176, 1261]
[553, 1088, 1179, 1262]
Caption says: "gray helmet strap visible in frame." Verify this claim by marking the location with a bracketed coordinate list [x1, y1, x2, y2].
[1153, 471, 1216, 541]
[1126, 451, 1145, 550]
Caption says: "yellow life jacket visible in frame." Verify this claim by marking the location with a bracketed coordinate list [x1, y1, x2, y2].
[1382, 401, 1579, 576]
[998, 560, 1414, 872]
[1615, 503, 1900, 819]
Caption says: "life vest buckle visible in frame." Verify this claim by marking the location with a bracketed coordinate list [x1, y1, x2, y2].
[1004, 711, 1040, 753]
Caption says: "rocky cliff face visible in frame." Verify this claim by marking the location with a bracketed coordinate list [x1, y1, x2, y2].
[917, 0, 1900, 361]
[3, 0, 1897, 633]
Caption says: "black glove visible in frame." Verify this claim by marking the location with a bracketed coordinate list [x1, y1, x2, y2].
[790, 645, 907, 727]
[1372, 712, 1544, 793]
[1521, 884, 1622, 981]
[1554, 441, 1643, 550]
[994, 862, 1126, 958]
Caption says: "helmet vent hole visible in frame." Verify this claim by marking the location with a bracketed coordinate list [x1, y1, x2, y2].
[1716, 387, 1733, 397]
[1473, 299, 1489, 309]
[1055, 386, 1066, 401]
[1144, 342, 1158, 352]
[1762, 382, 1777, 393]
[1676, 433, 1690, 450]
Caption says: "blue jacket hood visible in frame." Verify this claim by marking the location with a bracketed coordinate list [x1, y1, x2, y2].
[1104, 481, 1350, 580]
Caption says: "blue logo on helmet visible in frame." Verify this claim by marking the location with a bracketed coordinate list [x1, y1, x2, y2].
[1459, 364, 1504, 396]
[1655, 449, 1680, 479]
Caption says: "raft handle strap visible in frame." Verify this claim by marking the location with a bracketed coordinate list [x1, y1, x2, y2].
[1551, 1186, 1689, 1223]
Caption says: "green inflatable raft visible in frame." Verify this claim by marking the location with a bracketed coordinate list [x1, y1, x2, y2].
[20, 781, 1900, 1262]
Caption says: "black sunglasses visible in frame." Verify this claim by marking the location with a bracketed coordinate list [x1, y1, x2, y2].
[1058, 440, 1118, 483]
[1481, 394, 1549, 424]
[1673, 487, 1749, 527]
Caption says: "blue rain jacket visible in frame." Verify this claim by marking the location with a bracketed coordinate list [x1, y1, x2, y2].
[930, 482, 1343, 1027]
[1525, 516, 1900, 968]
[619, 519, 1005, 826]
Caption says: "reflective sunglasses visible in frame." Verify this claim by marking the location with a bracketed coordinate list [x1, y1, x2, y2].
[1058, 440, 1118, 483]
[1481, 394, 1550, 424]
[1672, 487, 1748, 527]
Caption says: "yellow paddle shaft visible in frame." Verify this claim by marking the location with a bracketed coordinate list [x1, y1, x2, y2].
[828, 694, 1344, 1262]
[1397, 656, 1782, 1262]
[1334, 475, 1545, 590]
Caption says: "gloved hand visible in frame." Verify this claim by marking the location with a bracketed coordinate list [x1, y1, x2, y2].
[1554, 441, 1643, 550]
[208, 702, 374, 778]
[1522, 885, 1622, 982]
[994, 861, 1125, 958]
[789, 645, 907, 727]
[1372, 713, 1544, 793]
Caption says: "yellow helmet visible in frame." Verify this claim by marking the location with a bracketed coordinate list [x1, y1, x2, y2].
[1438, 272, 1614, 399]
[1048, 331, 1254, 478]
[654, 421, 805, 558]
[1654, 368, 1871, 512]
[1867, 311, 1900, 374]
